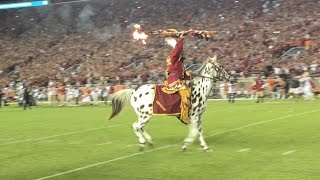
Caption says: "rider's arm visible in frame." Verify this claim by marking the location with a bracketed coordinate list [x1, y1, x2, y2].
[170, 37, 184, 64]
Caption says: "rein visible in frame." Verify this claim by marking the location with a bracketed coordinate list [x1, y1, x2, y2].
[192, 75, 220, 82]
[191, 63, 222, 83]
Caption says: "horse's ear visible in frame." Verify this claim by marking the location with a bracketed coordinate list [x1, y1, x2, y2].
[208, 55, 218, 63]
[212, 55, 218, 62]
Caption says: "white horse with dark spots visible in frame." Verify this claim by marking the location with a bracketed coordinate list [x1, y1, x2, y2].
[109, 56, 230, 151]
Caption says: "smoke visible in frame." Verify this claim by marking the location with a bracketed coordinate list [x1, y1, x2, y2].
[77, 4, 95, 32]
[92, 24, 122, 40]
[76, 3, 123, 40]
[2, 0, 124, 39]
[56, 4, 73, 25]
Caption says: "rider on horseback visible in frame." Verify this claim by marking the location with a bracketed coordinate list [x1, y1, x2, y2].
[163, 30, 193, 124]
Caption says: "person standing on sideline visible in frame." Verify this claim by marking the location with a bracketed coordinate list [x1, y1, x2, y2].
[227, 80, 236, 103]
[219, 82, 227, 99]
[102, 85, 110, 105]
[23, 86, 32, 110]
[90, 86, 99, 105]
[57, 83, 66, 106]
[74, 86, 80, 105]
[0, 87, 3, 108]
[47, 86, 57, 105]
[288, 76, 302, 100]
[255, 77, 265, 103]
[300, 72, 315, 100]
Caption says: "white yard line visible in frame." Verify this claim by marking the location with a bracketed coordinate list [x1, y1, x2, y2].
[207, 109, 319, 137]
[0, 124, 127, 146]
[237, 148, 250, 152]
[23, 122, 45, 126]
[69, 141, 83, 145]
[126, 144, 138, 147]
[0, 138, 15, 141]
[45, 140, 59, 143]
[22, 120, 51, 126]
[282, 150, 296, 155]
[211, 105, 254, 113]
[96, 142, 112, 146]
[34, 109, 319, 180]
[209, 102, 275, 113]
[34, 145, 178, 180]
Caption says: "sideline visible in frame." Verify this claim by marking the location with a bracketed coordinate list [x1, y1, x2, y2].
[34, 109, 319, 180]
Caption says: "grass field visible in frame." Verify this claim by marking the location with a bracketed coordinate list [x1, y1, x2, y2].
[0, 100, 320, 180]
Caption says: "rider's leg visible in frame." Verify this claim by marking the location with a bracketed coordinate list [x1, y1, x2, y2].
[178, 85, 191, 124]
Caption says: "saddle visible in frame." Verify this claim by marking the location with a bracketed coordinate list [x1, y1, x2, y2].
[152, 85, 191, 124]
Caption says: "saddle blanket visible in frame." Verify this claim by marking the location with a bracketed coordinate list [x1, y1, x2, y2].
[152, 85, 181, 115]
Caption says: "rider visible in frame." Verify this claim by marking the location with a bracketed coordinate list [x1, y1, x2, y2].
[163, 30, 193, 124]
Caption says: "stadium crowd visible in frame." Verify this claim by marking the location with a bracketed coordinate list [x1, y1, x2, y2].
[0, 0, 320, 99]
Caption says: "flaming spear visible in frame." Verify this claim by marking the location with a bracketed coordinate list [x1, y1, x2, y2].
[149, 29, 215, 41]
[132, 24, 215, 44]
[132, 24, 148, 44]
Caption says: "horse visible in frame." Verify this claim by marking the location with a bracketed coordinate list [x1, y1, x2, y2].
[109, 55, 230, 151]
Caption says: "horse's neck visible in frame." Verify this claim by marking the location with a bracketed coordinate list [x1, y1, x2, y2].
[192, 76, 214, 97]
[192, 64, 215, 97]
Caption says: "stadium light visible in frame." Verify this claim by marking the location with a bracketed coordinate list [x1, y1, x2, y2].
[0, 1, 49, 10]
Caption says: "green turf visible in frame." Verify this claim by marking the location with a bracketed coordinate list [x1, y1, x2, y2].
[0, 100, 320, 180]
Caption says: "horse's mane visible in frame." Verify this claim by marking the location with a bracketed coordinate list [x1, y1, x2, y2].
[193, 64, 206, 76]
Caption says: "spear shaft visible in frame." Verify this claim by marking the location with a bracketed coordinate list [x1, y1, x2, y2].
[148, 29, 215, 41]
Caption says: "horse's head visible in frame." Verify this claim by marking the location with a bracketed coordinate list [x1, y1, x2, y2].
[204, 55, 230, 82]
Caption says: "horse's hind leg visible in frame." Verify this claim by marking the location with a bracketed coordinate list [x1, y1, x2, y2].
[132, 115, 152, 151]
[141, 128, 154, 147]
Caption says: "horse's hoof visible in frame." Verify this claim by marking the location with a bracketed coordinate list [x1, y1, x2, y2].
[148, 143, 154, 148]
[181, 146, 187, 152]
[204, 148, 213, 152]
[139, 146, 144, 152]
[139, 144, 145, 152]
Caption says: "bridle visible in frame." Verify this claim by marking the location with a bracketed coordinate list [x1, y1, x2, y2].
[193, 75, 221, 82]
[192, 63, 226, 83]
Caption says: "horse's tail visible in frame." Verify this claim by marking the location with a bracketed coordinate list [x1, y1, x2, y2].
[108, 89, 134, 120]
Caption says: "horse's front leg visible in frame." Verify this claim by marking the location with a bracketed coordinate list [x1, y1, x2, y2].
[181, 116, 199, 151]
[197, 116, 211, 152]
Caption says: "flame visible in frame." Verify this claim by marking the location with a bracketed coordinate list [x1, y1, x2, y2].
[133, 24, 141, 29]
[133, 24, 148, 44]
